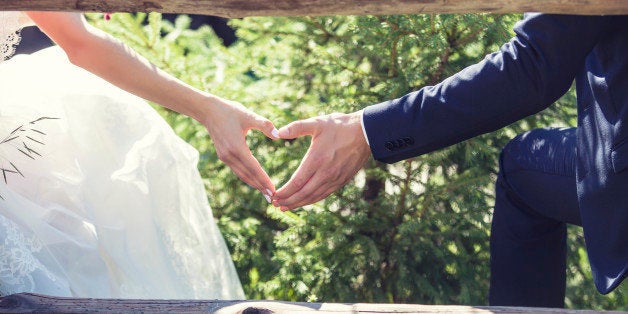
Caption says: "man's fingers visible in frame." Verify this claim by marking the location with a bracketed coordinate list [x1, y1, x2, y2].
[275, 162, 352, 210]
[273, 167, 314, 203]
[276, 172, 337, 211]
[273, 148, 321, 200]
[277, 118, 319, 139]
[275, 171, 324, 209]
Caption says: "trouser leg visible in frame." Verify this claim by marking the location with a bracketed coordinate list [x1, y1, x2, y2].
[489, 128, 582, 308]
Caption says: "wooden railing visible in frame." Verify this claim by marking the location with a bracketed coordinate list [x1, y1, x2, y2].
[0, 293, 618, 313]
[0, 0, 627, 17]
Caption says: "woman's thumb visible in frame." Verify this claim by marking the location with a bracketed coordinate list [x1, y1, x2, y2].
[255, 117, 280, 140]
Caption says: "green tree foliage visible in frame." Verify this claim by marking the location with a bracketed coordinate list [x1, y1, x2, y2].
[89, 13, 625, 310]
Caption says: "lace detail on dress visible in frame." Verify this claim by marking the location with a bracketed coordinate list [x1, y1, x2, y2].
[0, 12, 26, 63]
[0, 30, 21, 62]
[0, 215, 58, 296]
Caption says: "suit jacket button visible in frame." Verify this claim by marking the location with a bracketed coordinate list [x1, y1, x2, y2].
[403, 137, 414, 145]
[385, 141, 395, 151]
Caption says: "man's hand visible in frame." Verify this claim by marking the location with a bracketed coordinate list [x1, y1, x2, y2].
[201, 96, 278, 202]
[272, 111, 371, 211]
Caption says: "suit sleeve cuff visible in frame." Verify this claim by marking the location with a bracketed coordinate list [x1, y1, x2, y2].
[363, 98, 423, 164]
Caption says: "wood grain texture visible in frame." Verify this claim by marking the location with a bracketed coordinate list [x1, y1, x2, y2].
[0, 293, 618, 313]
[0, 0, 627, 17]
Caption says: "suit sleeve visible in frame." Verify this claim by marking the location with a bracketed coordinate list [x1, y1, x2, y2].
[363, 14, 613, 164]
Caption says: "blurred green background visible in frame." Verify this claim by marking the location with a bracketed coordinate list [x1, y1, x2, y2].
[90, 12, 626, 310]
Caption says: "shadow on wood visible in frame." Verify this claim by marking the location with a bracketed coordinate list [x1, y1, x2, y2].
[0, 293, 618, 313]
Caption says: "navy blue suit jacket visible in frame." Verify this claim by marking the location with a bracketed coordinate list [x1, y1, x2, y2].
[363, 14, 627, 294]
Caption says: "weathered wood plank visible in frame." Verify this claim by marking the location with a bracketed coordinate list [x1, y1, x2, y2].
[0, 293, 619, 313]
[0, 0, 627, 17]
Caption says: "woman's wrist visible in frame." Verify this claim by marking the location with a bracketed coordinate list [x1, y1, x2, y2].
[185, 92, 219, 125]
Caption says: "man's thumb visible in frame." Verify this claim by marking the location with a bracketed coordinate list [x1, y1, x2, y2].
[278, 120, 316, 139]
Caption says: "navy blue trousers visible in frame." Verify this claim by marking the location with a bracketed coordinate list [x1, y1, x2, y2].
[489, 127, 581, 308]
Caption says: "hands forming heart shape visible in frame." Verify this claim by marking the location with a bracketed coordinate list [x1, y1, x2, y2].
[201, 97, 371, 212]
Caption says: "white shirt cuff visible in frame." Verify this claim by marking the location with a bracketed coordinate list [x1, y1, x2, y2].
[360, 109, 370, 146]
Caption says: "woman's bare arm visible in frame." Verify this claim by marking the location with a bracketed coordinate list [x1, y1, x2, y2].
[27, 11, 277, 199]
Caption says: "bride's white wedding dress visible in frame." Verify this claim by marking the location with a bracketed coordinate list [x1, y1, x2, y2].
[0, 12, 245, 299]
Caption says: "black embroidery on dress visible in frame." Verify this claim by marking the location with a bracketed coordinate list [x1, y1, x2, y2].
[0, 117, 59, 200]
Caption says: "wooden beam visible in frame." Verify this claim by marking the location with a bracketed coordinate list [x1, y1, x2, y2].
[0, 0, 627, 18]
[0, 293, 615, 313]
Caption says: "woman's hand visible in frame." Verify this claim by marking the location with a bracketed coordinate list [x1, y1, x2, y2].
[200, 96, 279, 202]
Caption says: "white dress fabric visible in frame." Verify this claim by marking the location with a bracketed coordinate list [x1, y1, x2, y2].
[0, 12, 245, 299]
